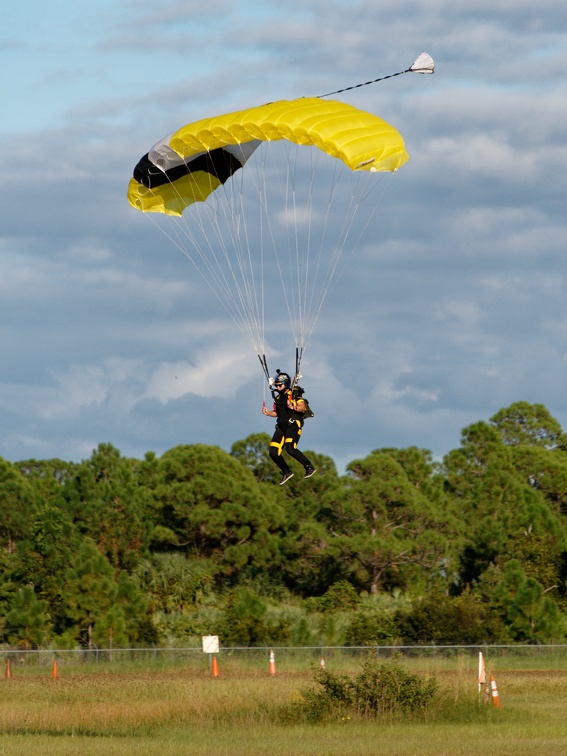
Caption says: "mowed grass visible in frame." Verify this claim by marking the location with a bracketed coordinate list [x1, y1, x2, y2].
[0, 654, 566, 755]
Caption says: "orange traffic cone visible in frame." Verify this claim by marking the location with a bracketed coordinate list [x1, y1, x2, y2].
[52, 660, 58, 679]
[5, 658, 11, 680]
[320, 656, 326, 670]
[211, 655, 219, 678]
[269, 649, 276, 676]
[490, 675, 502, 709]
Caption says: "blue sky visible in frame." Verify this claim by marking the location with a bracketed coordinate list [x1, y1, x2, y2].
[1, 0, 567, 470]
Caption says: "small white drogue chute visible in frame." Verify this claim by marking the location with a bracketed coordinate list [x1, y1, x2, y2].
[408, 52, 435, 74]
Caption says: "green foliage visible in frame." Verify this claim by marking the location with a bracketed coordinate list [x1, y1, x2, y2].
[1, 401, 567, 648]
[274, 460, 344, 597]
[5, 585, 50, 649]
[490, 401, 565, 448]
[395, 590, 509, 644]
[154, 444, 284, 583]
[492, 559, 566, 642]
[15, 458, 78, 499]
[221, 587, 292, 646]
[458, 467, 564, 584]
[61, 443, 153, 571]
[292, 616, 314, 645]
[345, 607, 399, 645]
[11, 502, 79, 634]
[0, 456, 40, 550]
[305, 580, 361, 613]
[330, 450, 459, 594]
[230, 433, 277, 483]
[62, 537, 142, 648]
[133, 553, 214, 612]
[509, 445, 567, 516]
[298, 657, 438, 721]
[443, 415, 567, 593]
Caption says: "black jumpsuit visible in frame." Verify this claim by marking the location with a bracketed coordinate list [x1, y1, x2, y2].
[268, 389, 313, 474]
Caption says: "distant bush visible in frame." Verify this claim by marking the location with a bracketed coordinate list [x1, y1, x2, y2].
[221, 588, 292, 646]
[394, 590, 509, 644]
[304, 580, 362, 613]
[344, 608, 399, 645]
[295, 656, 438, 722]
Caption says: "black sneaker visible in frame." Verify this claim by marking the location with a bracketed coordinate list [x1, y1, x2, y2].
[279, 470, 294, 486]
[304, 465, 316, 479]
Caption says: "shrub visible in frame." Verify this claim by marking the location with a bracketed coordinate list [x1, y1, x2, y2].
[297, 656, 438, 722]
[394, 590, 508, 644]
[221, 588, 292, 646]
[318, 580, 362, 612]
[345, 608, 398, 645]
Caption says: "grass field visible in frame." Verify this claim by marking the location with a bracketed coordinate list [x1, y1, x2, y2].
[0, 652, 566, 755]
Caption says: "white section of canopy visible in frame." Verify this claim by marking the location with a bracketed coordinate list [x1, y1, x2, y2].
[148, 137, 261, 172]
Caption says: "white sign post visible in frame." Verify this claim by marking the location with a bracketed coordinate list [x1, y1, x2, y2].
[202, 635, 220, 675]
[202, 635, 219, 654]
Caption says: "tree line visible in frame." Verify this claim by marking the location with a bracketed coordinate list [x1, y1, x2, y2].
[1, 400, 567, 649]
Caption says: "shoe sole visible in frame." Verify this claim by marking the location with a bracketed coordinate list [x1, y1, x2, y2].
[279, 474, 294, 485]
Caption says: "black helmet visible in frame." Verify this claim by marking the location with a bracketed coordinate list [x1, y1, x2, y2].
[273, 371, 291, 389]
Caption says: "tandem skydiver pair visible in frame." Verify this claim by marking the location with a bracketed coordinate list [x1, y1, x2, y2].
[262, 371, 316, 485]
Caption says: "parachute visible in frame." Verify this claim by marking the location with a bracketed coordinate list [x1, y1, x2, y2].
[127, 66, 427, 384]
[128, 98, 407, 217]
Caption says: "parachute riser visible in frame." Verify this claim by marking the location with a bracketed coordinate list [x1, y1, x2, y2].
[258, 353, 271, 385]
[292, 346, 303, 391]
[260, 356, 279, 401]
[260, 348, 304, 398]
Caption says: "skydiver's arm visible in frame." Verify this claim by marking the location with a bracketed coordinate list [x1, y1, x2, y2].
[287, 396, 306, 412]
[262, 402, 277, 417]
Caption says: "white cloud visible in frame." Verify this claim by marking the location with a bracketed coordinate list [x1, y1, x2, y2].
[143, 343, 257, 402]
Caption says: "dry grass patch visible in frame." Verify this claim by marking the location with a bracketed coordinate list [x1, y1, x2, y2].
[0, 656, 566, 754]
[0, 668, 306, 735]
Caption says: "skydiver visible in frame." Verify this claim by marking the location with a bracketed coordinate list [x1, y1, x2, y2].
[262, 372, 316, 485]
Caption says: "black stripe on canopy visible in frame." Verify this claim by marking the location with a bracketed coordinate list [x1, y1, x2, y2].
[133, 147, 245, 189]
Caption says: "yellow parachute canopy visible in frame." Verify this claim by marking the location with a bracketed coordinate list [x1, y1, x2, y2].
[127, 97, 408, 217]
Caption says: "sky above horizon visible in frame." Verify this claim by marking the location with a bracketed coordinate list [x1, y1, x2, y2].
[2, 0, 566, 471]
